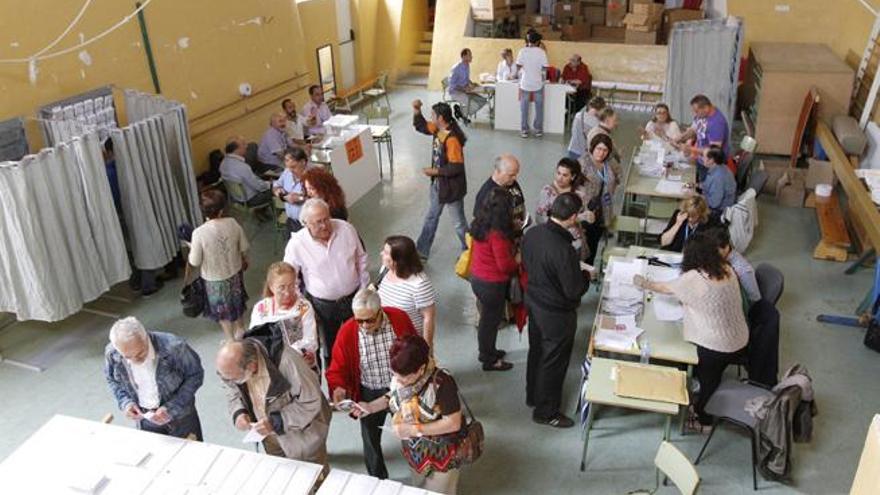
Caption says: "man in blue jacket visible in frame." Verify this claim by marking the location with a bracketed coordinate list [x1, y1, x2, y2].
[104, 317, 205, 439]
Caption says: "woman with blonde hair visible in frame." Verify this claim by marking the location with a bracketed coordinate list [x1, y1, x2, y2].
[659, 195, 721, 252]
[249, 261, 318, 368]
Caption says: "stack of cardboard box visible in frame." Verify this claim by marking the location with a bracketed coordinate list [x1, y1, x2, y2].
[553, 1, 590, 41]
[592, 0, 626, 42]
[660, 7, 704, 43]
[623, 0, 663, 45]
[471, 0, 527, 21]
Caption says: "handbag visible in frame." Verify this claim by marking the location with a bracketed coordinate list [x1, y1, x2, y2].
[864, 296, 880, 353]
[455, 387, 484, 464]
[454, 233, 474, 280]
[180, 264, 206, 318]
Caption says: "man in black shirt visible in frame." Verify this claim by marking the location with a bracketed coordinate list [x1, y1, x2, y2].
[522, 192, 591, 428]
[473, 154, 527, 231]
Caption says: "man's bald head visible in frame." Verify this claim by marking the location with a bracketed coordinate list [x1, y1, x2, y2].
[492, 154, 520, 187]
[216, 340, 257, 383]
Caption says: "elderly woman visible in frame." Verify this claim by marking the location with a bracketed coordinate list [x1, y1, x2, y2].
[644, 103, 682, 142]
[378, 235, 438, 349]
[356, 335, 465, 494]
[189, 189, 250, 340]
[535, 157, 591, 261]
[250, 262, 319, 368]
[633, 232, 748, 428]
[579, 133, 619, 265]
[660, 195, 720, 253]
[496, 48, 519, 81]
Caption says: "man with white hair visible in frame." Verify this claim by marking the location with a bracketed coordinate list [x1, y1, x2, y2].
[325, 287, 417, 479]
[103, 317, 204, 439]
[474, 154, 527, 231]
[220, 135, 273, 206]
[216, 338, 331, 467]
[284, 198, 368, 365]
[258, 112, 291, 169]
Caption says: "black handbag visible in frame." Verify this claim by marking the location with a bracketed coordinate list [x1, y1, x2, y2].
[180, 264, 206, 318]
[864, 296, 880, 353]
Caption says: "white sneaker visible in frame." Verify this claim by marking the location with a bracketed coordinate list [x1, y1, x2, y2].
[520, 131, 529, 138]
[534, 131, 544, 138]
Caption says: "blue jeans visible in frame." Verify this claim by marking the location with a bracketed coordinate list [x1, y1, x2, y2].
[416, 181, 468, 258]
[520, 88, 545, 133]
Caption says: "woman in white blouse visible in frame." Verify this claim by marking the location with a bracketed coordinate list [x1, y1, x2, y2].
[250, 262, 319, 368]
[644, 103, 682, 142]
[377, 235, 438, 349]
[188, 189, 250, 341]
[496, 48, 519, 82]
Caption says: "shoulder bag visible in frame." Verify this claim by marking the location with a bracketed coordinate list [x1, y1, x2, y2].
[454, 233, 474, 280]
[455, 384, 484, 464]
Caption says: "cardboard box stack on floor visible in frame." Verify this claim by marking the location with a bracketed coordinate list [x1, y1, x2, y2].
[554, 1, 590, 41]
[471, 0, 527, 21]
[623, 0, 663, 45]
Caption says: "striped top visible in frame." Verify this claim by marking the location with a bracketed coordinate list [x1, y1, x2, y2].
[377, 271, 437, 336]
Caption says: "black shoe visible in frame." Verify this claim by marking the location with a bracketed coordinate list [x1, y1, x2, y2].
[533, 413, 575, 428]
[494, 349, 507, 359]
[481, 360, 513, 372]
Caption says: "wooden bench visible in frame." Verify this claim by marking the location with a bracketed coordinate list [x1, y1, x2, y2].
[813, 191, 852, 262]
[331, 76, 380, 113]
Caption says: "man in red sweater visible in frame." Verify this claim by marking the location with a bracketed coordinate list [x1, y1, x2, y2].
[561, 54, 592, 115]
[326, 287, 417, 479]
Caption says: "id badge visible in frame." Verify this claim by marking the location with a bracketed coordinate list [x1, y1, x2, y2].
[601, 191, 612, 207]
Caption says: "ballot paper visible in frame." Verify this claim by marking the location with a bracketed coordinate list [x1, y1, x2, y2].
[607, 258, 646, 285]
[603, 258, 647, 316]
[653, 293, 684, 321]
[114, 446, 152, 467]
[68, 470, 108, 494]
[242, 426, 266, 443]
[141, 411, 157, 422]
[595, 315, 644, 351]
[647, 265, 680, 283]
[655, 179, 687, 196]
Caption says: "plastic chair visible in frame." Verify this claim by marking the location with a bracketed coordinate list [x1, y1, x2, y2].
[223, 179, 271, 221]
[748, 169, 768, 198]
[364, 71, 390, 109]
[610, 215, 644, 246]
[272, 196, 289, 254]
[694, 380, 774, 491]
[361, 106, 394, 178]
[629, 441, 701, 494]
[755, 263, 784, 306]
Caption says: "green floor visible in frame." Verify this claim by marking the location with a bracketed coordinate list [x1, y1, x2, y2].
[1, 88, 878, 494]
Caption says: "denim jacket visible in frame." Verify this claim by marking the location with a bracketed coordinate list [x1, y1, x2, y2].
[104, 331, 204, 421]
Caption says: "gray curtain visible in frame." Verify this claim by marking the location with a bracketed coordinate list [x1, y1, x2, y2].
[0, 133, 130, 322]
[664, 17, 744, 137]
[41, 93, 116, 146]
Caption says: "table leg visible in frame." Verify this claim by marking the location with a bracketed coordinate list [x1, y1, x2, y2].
[680, 364, 692, 436]
[664, 414, 672, 441]
[579, 404, 596, 471]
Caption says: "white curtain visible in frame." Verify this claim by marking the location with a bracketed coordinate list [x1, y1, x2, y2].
[41, 94, 117, 146]
[664, 17, 744, 136]
[0, 133, 130, 322]
[112, 92, 201, 271]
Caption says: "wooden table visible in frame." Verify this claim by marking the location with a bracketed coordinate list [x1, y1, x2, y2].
[317, 469, 441, 495]
[0, 415, 323, 495]
[579, 358, 682, 471]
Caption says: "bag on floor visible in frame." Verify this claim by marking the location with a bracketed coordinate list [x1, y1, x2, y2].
[864, 296, 880, 353]
[455, 388, 484, 464]
[180, 263, 206, 318]
[454, 233, 474, 280]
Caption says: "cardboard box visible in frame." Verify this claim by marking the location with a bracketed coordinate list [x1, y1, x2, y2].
[534, 26, 562, 41]
[592, 25, 626, 41]
[561, 22, 591, 41]
[623, 13, 661, 31]
[632, 3, 665, 16]
[606, 0, 628, 27]
[625, 29, 658, 44]
[471, 0, 526, 20]
[663, 7, 704, 26]
[760, 159, 790, 195]
[519, 14, 553, 27]
[555, 1, 582, 20]
[775, 171, 806, 207]
[583, 5, 606, 26]
[805, 158, 837, 190]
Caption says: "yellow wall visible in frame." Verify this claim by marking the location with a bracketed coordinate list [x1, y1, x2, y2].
[397, 0, 428, 79]
[428, 0, 668, 89]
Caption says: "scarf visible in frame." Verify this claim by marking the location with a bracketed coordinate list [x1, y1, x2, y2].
[390, 359, 438, 424]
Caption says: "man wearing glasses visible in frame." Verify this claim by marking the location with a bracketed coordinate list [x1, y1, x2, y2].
[325, 288, 417, 479]
[283, 198, 369, 367]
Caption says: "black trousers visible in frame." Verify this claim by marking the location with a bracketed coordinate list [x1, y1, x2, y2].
[582, 220, 605, 266]
[695, 344, 747, 424]
[307, 291, 355, 365]
[138, 410, 203, 441]
[359, 386, 390, 478]
[470, 277, 507, 364]
[526, 304, 577, 420]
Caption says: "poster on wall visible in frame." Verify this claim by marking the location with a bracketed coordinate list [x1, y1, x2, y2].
[345, 136, 363, 164]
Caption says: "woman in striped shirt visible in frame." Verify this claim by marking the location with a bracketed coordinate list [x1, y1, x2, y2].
[377, 236, 438, 349]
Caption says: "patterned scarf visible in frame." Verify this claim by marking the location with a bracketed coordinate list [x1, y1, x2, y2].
[390, 359, 437, 424]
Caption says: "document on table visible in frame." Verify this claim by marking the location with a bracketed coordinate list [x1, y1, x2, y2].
[595, 315, 644, 351]
[114, 445, 152, 467]
[242, 426, 266, 443]
[653, 294, 684, 321]
[68, 470, 108, 494]
[647, 265, 680, 283]
[655, 179, 686, 195]
[607, 259, 646, 285]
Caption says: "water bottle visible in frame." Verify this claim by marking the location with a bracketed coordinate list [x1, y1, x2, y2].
[640, 337, 651, 365]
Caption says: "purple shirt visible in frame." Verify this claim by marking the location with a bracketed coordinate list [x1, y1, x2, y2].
[449, 61, 470, 92]
[257, 127, 289, 167]
[692, 108, 729, 156]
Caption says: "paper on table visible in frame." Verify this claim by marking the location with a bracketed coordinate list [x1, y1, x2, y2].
[655, 179, 686, 195]
[242, 426, 266, 443]
[647, 265, 680, 283]
[595, 315, 644, 351]
[653, 294, 684, 321]
[114, 446, 152, 467]
[614, 362, 689, 405]
[68, 470, 108, 494]
[607, 259, 646, 285]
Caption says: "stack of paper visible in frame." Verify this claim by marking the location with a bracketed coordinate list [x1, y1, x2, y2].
[655, 179, 687, 195]
[603, 259, 646, 316]
[595, 315, 644, 351]
[653, 293, 684, 321]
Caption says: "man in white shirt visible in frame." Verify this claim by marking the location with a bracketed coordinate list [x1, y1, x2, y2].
[284, 198, 369, 365]
[516, 30, 549, 138]
[104, 317, 204, 439]
[282, 98, 310, 147]
[303, 85, 333, 136]
[220, 136, 273, 207]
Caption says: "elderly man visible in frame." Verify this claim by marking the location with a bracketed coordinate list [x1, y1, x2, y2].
[258, 112, 291, 169]
[284, 198, 368, 365]
[326, 288, 417, 479]
[216, 338, 331, 466]
[522, 193, 591, 428]
[448, 48, 487, 122]
[303, 85, 332, 136]
[104, 317, 204, 439]
[273, 147, 308, 235]
[221, 136, 273, 207]
[474, 154, 527, 231]
[561, 54, 592, 114]
[675, 94, 730, 182]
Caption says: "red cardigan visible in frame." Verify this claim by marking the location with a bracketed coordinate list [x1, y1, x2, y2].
[470, 230, 519, 283]
[325, 306, 417, 401]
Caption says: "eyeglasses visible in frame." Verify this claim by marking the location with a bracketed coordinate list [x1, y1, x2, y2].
[355, 313, 381, 325]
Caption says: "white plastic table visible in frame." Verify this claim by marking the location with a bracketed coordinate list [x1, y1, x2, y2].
[493, 80, 574, 134]
[317, 469, 442, 495]
[0, 415, 323, 495]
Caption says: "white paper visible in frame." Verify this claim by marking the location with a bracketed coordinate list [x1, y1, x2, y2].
[608, 259, 646, 285]
[647, 265, 680, 283]
[141, 411, 156, 422]
[114, 446, 151, 467]
[242, 426, 266, 443]
[655, 179, 686, 195]
[653, 294, 684, 321]
[595, 315, 644, 351]
[68, 470, 108, 493]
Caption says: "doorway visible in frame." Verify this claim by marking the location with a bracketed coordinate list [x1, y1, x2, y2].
[316, 44, 337, 100]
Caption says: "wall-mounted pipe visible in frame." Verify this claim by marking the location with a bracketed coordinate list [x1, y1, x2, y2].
[135, 1, 161, 94]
